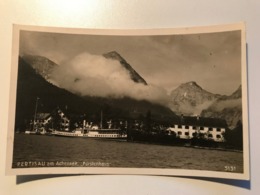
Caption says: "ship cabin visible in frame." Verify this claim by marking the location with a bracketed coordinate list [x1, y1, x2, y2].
[167, 115, 227, 142]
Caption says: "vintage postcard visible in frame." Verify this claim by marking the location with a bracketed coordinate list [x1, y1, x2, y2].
[6, 23, 249, 180]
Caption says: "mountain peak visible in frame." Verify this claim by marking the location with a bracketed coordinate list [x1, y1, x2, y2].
[103, 51, 147, 85]
[169, 81, 220, 115]
[181, 81, 202, 90]
[187, 81, 198, 85]
[103, 51, 125, 62]
[171, 81, 217, 99]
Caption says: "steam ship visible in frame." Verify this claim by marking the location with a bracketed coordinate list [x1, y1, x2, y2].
[52, 127, 127, 139]
[53, 111, 127, 139]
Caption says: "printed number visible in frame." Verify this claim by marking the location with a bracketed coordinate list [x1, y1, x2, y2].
[224, 166, 236, 172]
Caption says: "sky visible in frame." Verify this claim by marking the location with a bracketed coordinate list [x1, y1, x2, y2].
[19, 29, 242, 100]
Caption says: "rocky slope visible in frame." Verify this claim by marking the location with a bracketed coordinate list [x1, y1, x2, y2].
[201, 85, 242, 129]
[169, 81, 221, 116]
[103, 51, 147, 85]
[22, 55, 57, 81]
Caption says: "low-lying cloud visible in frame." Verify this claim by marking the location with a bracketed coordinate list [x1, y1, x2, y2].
[50, 52, 169, 105]
[209, 98, 242, 112]
[170, 100, 215, 116]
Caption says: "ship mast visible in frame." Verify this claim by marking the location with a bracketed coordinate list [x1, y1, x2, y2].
[33, 97, 40, 132]
[100, 110, 103, 129]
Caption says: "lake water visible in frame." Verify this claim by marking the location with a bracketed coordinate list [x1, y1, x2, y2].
[12, 134, 243, 173]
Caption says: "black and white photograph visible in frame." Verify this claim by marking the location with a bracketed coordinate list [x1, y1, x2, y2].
[6, 24, 249, 179]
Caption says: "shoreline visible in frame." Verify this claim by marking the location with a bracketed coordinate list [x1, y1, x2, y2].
[17, 132, 243, 153]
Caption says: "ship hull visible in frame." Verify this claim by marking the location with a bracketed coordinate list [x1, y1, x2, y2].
[52, 130, 127, 139]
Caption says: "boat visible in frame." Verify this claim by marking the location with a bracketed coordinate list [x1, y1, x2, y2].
[52, 124, 127, 139]
[81, 111, 127, 139]
[25, 127, 47, 135]
[52, 111, 127, 139]
[25, 130, 43, 135]
[25, 130, 37, 135]
[25, 106, 128, 139]
[52, 128, 127, 139]
[52, 129, 84, 137]
[83, 127, 127, 139]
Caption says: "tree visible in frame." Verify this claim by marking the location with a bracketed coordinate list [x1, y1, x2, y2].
[224, 120, 243, 150]
[145, 110, 151, 132]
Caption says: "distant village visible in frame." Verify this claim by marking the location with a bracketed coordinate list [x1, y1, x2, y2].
[26, 107, 227, 143]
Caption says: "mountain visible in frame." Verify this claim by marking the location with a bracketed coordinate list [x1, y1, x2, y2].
[22, 55, 57, 81]
[218, 85, 242, 100]
[24, 52, 147, 87]
[15, 56, 176, 131]
[169, 81, 242, 129]
[15, 57, 105, 131]
[169, 81, 221, 116]
[201, 85, 242, 129]
[103, 51, 147, 85]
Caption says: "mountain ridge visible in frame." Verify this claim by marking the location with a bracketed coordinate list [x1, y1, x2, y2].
[22, 54, 57, 81]
[201, 85, 242, 129]
[169, 81, 242, 129]
[169, 81, 221, 116]
[15, 56, 176, 131]
[103, 51, 147, 85]
[19, 54, 242, 130]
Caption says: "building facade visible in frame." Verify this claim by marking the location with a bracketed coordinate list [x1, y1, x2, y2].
[166, 116, 227, 142]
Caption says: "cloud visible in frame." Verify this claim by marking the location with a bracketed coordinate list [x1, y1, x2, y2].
[50, 52, 170, 105]
[170, 100, 215, 116]
[20, 30, 242, 95]
[209, 99, 242, 112]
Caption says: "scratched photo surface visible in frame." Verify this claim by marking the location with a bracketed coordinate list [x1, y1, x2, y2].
[6, 24, 249, 179]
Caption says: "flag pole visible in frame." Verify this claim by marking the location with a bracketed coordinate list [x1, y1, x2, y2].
[33, 97, 40, 132]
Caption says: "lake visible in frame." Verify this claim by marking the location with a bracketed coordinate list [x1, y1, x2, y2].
[12, 134, 243, 173]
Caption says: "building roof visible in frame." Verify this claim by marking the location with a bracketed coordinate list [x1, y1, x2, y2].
[174, 116, 227, 128]
[36, 113, 51, 120]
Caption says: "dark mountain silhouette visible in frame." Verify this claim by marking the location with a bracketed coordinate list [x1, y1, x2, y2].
[169, 81, 221, 115]
[103, 51, 147, 85]
[15, 57, 106, 131]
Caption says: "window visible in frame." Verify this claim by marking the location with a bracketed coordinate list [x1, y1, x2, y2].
[178, 131, 182, 135]
[185, 125, 189, 129]
[216, 134, 221, 139]
[209, 127, 213, 131]
[217, 128, 221, 132]
[178, 125, 182, 129]
[200, 127, 204, 130]
[208, 134, 213, 138]
[185, 132, 189, 136]
[192, 126, 197, 130]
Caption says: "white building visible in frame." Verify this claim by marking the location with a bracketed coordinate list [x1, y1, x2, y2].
[166, 116, 227, 142]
